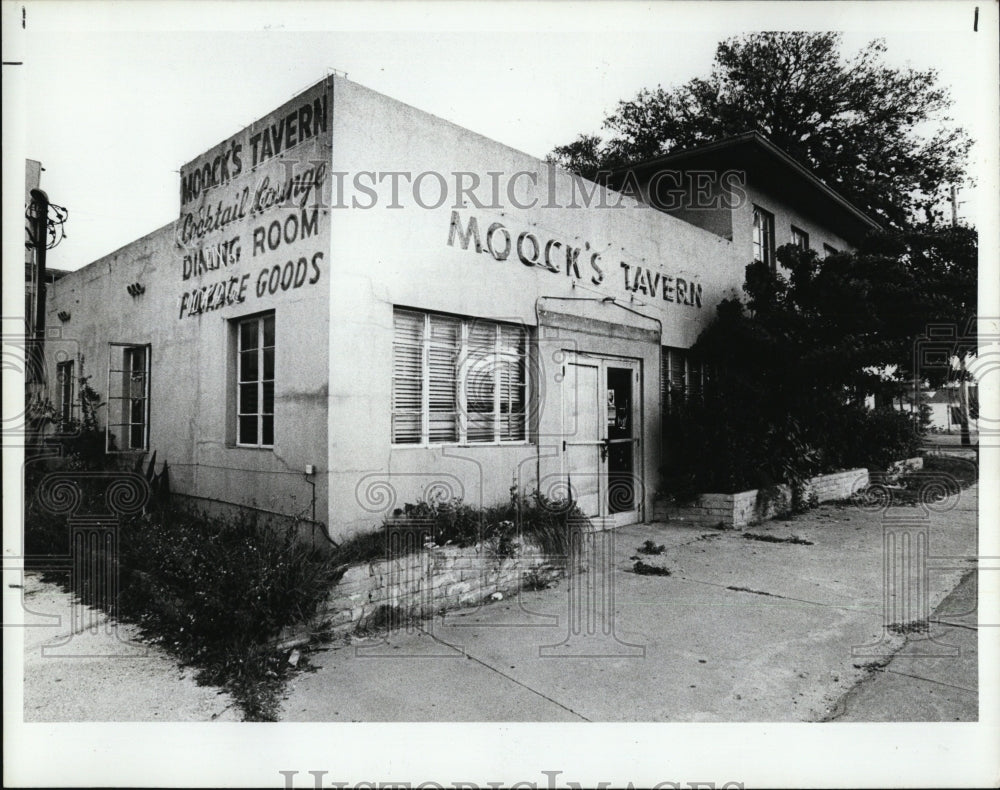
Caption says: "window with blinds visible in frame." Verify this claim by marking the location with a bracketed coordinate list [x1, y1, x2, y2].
[393, 309, 528, 445]
[661, 346, 706, 415]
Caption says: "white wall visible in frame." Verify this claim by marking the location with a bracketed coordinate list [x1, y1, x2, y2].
[45, 80, 334, 528]
[325, 77, 744, 537]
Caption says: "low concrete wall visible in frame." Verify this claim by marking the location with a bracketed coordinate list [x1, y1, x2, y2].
[652, 468, 870, 530]
[278, 537, 567, 647]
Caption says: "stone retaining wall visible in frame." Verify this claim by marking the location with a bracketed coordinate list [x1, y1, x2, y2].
[651, 468, 870, 530]
[277, 538, 566, 647]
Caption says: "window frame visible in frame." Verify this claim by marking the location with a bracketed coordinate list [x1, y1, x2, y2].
[235, 312, 275, 449]
[391, 308, 530, 447]
[752, 204, 776, 271]
[661, 346, 707, 416]
[106, 343, 150, 453]
[791, 225, 810, 252]
[56, 358, 75, 427]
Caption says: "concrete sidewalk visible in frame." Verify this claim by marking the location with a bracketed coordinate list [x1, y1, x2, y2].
[18, 572, 239, 721]
[826, 569, 978, 721]
[280, 485, 979, 722]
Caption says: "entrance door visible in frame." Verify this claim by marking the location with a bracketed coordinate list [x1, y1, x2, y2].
[561, 353, 641, 526]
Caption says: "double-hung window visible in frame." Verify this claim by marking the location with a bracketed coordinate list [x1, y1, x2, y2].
[752, 205, 776, 270]
[392, 308, 528, 445]
[107, 344, 149, 451]
[237, 313, 275, 448]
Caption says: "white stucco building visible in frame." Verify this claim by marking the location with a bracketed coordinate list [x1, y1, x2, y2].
[43, 76, 879, 540]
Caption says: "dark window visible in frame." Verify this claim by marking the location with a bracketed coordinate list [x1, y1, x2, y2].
[791, 226, 810, 251]
[661, 347, 706, 415]
[56, 359, 75, 425]
[752, 205, 776, 270]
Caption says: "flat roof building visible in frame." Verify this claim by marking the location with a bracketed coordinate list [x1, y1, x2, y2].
[44, 76, 877, 540]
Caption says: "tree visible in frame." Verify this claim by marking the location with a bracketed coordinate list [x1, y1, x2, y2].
[703, 224, 976, 400]
[549, 33, 971, 230]
[666, 224, 977, 492]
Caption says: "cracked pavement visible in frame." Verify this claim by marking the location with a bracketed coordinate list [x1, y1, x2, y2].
[280, 484, 980, 722]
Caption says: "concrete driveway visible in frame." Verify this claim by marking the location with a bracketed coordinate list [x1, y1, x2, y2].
[280, 485, 979, 722]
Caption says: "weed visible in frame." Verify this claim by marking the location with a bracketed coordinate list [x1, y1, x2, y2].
[632, 560, 671, 576]
[26, 496, 342, 721]
[636, 539, 666, 555]
[521, 569, 553, 591]
[726, 585, 778, 597]
[853, 658, 891, 671]
[887, 619, 930, 635]
[351, 491, 588, 566]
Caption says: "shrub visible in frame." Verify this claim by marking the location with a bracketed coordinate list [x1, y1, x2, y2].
[660, 398, 920, 498]
[25, 493, 342, 721]
[660, 395, 820, 497]
[336, 491, 588, 566]
[113, 508, 342, 719]
[812, 405, 922, 472]
[383, 492, 586, 568]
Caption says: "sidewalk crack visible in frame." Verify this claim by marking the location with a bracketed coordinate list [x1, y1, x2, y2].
[678, 574, 856, 611]
[418, 627, 592, 722]
[884, 668, 976, 694]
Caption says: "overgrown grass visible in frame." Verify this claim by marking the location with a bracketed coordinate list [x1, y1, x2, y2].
[24, 469, 586, 720]
[25, 488, 343, 721]
[334, 491, 587, 567]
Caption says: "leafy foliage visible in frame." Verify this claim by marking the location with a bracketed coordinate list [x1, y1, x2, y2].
[24, 461, 584, 720]
[116, 509, 343, 720]
[549, 32, 971, 228]
[25, 496, 342, 721]
[336, 490, 588, 567]
[660, 229, 969, 496]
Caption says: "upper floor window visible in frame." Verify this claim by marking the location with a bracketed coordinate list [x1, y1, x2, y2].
[752, 205, 775, 270]
[791, 226, 810, 252]
[392, 308, 528, 445]
[236, 313, 275, 448]
[107, 344, 149, 452]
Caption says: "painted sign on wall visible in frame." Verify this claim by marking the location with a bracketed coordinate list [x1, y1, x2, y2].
[176, 80, 331, 320]
[446, 210, 703, 308]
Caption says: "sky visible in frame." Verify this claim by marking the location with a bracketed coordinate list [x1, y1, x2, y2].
[5, 1, 995, 271]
